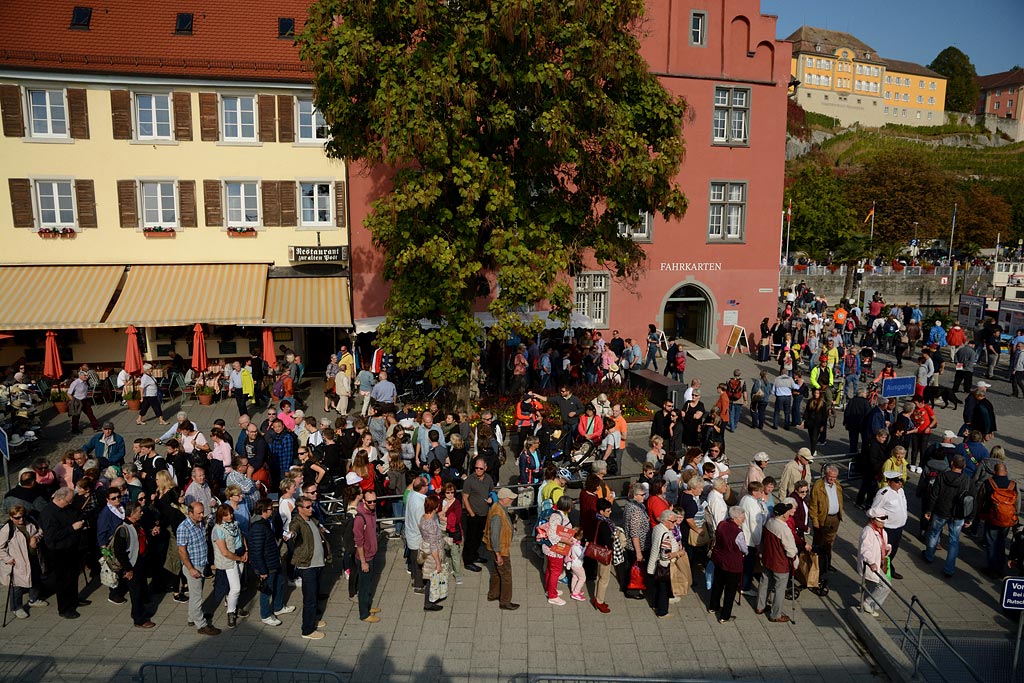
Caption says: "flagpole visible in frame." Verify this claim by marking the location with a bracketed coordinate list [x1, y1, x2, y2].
[869, 201, 875, 245]
[785, 199, 792, 266]
[948, 202, 957, 263]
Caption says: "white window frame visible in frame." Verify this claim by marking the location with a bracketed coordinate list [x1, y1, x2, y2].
[135, 93, 173, 140]
[224, 181, 261, 227]
[617, 211, 653, 242]
[297, 99, 330, 143]
[930, 82, 936, 90]
[299, 181, 334, 228]
[712, 86, 749, 146]
[994, 102, 1000, 110]
[26, 88, 68, 138]
[707, 180, 746, 243]
[689, 11, 707, 47]
[884, 106, 889, 115]
[927, 112, 933, 120]
[574, 271, 609, 327]
[140, 181, 179, 229]
[221, 95, 257, 141]
[34, 180, 77, 229]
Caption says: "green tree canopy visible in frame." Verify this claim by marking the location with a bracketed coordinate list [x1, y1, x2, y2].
[784, 164, 857, 258]
[928, 46, 980, 113]
[299, 0, 687, 388]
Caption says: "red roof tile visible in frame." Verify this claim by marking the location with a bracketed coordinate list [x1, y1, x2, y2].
[0, 0, 313, 81]
[976, 68, 1024, 92]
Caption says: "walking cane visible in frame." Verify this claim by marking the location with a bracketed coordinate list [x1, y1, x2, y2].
[3, 576, 12, 628]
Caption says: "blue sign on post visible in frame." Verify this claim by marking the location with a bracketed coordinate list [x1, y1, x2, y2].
[1004, 578, 1024, 610]
[881, 376, 916, 399]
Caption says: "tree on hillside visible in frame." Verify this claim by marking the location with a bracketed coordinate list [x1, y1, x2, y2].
[842, 148, 953, 246]
[299, 0, 687, 392]
[928, 47, 980, 113]
[954, 183, 1011, 249]
[784, 165, 857, 259]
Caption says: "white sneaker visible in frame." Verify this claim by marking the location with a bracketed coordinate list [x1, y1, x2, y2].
[274, 605, 296, 615]
[27, 599, 48, 608]
[14, 609, 28, 619]
[261, 616, 282, 626]
[668, 597, 681, 604]
[548, 597, 566, 606]
[456, 577, 463, 585]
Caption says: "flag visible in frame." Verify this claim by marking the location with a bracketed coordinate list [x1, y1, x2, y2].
[787, 198, 792, 218]
[863, 205, 875, 223]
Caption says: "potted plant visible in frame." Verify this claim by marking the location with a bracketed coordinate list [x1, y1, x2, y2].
[50, 387, 69, 413]
[196, 384, 217, 405]
[143, 226, 176, 236]
[122, 386, 142, 411]
[227, 226, 258, 236]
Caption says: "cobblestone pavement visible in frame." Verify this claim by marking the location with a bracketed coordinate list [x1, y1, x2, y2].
[10, 343, 1021, 682]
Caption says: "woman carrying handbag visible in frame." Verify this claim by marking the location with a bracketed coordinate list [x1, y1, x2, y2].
[586, 498, 615, 613]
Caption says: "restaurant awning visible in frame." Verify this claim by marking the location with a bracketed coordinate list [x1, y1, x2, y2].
[263, 277, 352, 328]
[105, 264, 268, 327]
[0, 265, 125, 330]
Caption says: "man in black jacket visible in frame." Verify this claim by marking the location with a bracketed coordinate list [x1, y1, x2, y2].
[110, 503, 155, 628]
[856, 429, 892, 510]
[249, 499, 292, 625]
[922, 454, 972, 577]
[40, 487, 87, 618]
[843, 389, 871, 455]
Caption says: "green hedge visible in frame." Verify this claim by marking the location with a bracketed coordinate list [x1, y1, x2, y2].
[805, 111, 840, 129]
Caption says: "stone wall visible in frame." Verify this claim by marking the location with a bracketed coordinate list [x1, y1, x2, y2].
[780, 271, 964, 309]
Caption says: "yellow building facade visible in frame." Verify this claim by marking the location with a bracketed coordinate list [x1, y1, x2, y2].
[786, 27, 947, 127]
[0, 73, 352, 367]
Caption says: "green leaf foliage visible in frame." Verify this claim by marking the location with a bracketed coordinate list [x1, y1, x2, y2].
[928, 46, 980, 114]
[784, 165, 856, 258]
[299, 0, 687, 387]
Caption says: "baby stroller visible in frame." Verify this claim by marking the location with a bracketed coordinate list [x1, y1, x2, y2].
[541, 427, 598, 476]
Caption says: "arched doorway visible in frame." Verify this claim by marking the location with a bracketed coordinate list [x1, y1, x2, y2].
[662, 283, 715, 349]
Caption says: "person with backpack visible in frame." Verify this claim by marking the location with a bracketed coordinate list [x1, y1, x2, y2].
[922, 454, 974, 577]
[979, 462, 1018, 577]
[725, 370, 746, 432]
[0, 505, 46, 619]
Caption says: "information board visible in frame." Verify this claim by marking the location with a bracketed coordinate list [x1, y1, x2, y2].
[998, 300, 1024, 334]
[881, 376, 916, 399]
[725, 326, 748, 356]
[958, 295, 987, 329]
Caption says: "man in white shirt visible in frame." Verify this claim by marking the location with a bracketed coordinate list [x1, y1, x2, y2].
[870, 471, 908, 580]
[739, 482, 768, 595]
[68, 370, 101, 434]
[682, 378, 702, 403]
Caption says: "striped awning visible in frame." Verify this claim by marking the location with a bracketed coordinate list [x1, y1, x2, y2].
[0, 265, 125, 330]
[263, 277, 352, 327]
[105, 264, 268, 326]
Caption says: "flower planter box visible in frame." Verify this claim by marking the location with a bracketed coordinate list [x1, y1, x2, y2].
[39, 232, 61, 239]
[143, 231, 176, 238]
[794, 265, 808, 272]
[227, 231, 257, 237]
[198, 393, 214, 405]
[53, 400, 68, 413]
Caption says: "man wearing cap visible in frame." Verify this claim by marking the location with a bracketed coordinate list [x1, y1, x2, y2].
[810, 465, 843, 574]
[745, 452, 770, 488]
[83, 422, 126, 467]
[870, 472, 908, 579]
[484, 487, 519, 610]
[780, 448, 813, 498]
[758, 502, 798, 623]
[67, 370, 101, 434]
[858, 508, 892, 616]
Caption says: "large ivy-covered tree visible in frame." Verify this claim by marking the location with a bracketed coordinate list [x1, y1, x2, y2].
[299, 0, 687, 389]
[928, 46, 980, 113]
[784, 164, 857, 259]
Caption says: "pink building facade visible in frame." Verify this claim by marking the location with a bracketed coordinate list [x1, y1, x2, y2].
[350, 0, 791, 353]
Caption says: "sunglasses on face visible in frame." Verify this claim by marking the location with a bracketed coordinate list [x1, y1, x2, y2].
[11, 515, 24, 520]
[299, 505, 313, 509]
[474, 466, 485, 471]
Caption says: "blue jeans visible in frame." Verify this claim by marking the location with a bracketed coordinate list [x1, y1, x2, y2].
[791, 396, 803, 426]
[258, 570, 286, 619]
[728, 403, 742, 431]
[844, 375, 859, 400]
[643, 348, 658, 371]
[391, 499, 405, 537]
[297, 566, 322, 635]
[773, 395, 792, 428]
[924, 515, 964, 576]
[985, 523, 1010, 574]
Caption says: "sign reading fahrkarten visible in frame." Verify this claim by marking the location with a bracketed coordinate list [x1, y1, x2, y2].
[659, 262, 722, 272]
[288, 245, 349, 263]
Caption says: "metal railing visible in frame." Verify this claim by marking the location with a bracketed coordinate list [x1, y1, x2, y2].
[859, 562, 985, 683]
[527, 677, 743, 683]
[134, 662, 346, 683]
[780, 265, 962, 278]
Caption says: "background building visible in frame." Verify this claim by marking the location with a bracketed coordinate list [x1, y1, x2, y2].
[976, 67, 1024, 121]
[787, 26, 947, 127]
[0, 1, 352, 368]
[351, 0, 792, 354]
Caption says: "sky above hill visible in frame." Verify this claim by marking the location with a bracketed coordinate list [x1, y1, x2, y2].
[761, 0, 1022, 75]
